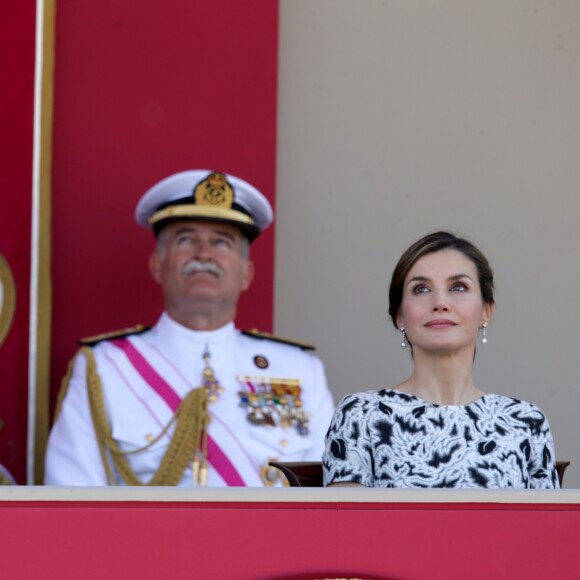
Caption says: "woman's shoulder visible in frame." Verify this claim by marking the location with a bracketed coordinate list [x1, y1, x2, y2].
[477, 393, 550, 424]
[480, 393, 546, 412]
[336, 389, 379, 406]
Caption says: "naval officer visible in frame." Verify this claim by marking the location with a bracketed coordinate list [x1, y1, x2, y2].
[45, 170, 334, 486]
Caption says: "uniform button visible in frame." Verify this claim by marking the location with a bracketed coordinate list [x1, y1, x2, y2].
[280, 439, 289, 447]
[146, 434, 154, 441]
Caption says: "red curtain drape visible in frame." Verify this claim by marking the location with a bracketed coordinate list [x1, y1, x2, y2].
[0, 2, 36, 484]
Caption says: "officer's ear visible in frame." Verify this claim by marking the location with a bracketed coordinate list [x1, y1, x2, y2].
[241, 259, 255, 292]
[149, 251, 163, 284]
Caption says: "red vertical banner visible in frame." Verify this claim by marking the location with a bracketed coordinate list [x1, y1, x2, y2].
[50, 1, 279, 420]
[1, 0, 54, 484]
[0, 3, 36, 484]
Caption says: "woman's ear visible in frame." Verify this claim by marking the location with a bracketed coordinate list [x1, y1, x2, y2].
[481, 303, 494, 326]
[396, 312, 404, 330]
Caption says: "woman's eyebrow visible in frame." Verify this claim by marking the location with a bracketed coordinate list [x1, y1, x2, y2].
[406, 275, 430, 286]
[447, 273, 474, 282]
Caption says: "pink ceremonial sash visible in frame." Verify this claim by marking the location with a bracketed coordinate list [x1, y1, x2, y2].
[110, 338, 247, 486]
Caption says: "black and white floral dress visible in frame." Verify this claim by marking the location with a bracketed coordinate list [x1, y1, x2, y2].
[323, 389, 559, 489]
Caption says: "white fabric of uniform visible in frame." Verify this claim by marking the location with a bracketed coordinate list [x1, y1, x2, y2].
[44, 313, 334, 486]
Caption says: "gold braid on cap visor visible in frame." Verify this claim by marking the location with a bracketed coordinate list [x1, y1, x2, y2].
[148, 204, 255, 226]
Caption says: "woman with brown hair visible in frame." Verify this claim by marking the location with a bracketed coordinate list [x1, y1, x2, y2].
[323, 231, 558, 488]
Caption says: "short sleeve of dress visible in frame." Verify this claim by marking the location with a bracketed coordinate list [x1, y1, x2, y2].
[526, 405, 560, 489]
[322, 394, 375, 486]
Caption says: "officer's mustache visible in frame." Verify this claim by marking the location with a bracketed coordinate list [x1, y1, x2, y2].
[181, 260, 223, 277]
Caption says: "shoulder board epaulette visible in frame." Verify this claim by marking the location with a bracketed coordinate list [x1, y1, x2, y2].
[241, 328, 316, 351]
[78, 324, 150, 346]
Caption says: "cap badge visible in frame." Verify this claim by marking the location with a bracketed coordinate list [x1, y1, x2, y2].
[193, 172, 234, 209]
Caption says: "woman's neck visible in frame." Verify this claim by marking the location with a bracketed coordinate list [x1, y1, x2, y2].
[396, 348, 484, 405]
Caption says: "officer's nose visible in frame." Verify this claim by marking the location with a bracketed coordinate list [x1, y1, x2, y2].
[195, 239, 212, 260]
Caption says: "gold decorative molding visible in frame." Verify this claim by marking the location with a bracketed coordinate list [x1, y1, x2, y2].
[0, 254, 16, 348]
[31, 0, 56, 484]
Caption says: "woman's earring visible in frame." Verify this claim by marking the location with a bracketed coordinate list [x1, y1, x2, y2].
[481, 324, 488, 344]
[400, 327, 408, 349]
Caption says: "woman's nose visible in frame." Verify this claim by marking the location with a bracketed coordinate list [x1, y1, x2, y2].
[432, 293, 450, 312]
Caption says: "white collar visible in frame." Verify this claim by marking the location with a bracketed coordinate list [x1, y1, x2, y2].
[155, 311, 236, 348]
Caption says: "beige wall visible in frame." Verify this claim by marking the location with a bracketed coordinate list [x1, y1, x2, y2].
[275, 1, 580, 487]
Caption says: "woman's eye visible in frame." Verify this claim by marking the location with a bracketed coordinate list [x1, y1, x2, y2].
[451, 282, 467, 291]
[412, 285, 429, 294]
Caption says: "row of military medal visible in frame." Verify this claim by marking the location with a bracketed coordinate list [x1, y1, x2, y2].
[200, 351, 310, 436]
[237, 375, 310, 436]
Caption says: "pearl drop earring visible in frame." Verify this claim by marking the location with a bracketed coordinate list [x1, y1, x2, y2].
[400, 327, 408, 349]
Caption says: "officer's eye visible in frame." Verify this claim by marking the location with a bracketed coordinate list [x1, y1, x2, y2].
[176, 234, 194, 245]
[212, 236, 234, 250]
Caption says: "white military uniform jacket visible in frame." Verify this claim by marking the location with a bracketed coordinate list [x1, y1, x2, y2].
[44, 313, 334, 486]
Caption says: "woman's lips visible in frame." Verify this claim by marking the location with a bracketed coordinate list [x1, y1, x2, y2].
[425, 319, 457, 328]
